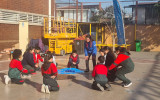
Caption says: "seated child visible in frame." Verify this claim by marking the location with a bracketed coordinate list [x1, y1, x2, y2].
[4, 49, 29, 85]
[33, 46, 43, 64]
[67, 50, 79, 69]
[92, 56, 111, 91]
[22, 47, 39, 74]
[46, 51, 57, 67]
[99, 49, 106, 64]
[41, 53, 59, 93]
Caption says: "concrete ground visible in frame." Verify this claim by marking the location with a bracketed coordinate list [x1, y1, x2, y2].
[0, 51, 160, 100]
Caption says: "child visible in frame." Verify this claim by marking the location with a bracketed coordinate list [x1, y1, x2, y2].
[67, 50, 79, 69]
[108, 46, 134, 87]
[103, 46, 117, 82]
[92, 56, 111, 91]
[4, 49, 29, 85]
[41, 53, 59, 93]
[46, 51, 57, 67]
[33, 46, 43, 64]
[22, 47, 39, 74]
[99, 49, 106, 64]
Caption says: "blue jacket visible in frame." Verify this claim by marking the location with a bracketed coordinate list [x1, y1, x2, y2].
[84, 41, 97, 56]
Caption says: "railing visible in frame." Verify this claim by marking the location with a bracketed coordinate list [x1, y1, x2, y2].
[44, 17, 77, 38]
[0, 9, 47, 26]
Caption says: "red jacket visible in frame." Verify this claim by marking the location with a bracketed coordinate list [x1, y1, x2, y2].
[9, 59, 24, 71]
[92, 64, 108, 77]
[41, 63, 58, 76]
[33, 52, 43, 63]
[109, 53, 134, 70]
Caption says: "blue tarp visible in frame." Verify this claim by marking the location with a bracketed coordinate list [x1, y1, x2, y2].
[113, 0, 126, 45]
[58, 68, 84, 74]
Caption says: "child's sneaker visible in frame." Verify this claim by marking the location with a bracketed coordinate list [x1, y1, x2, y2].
[4, 75, 11, 85]
[123, 82, 132, 88]
[45, 85, 50, 94]
[41, 84, 46, 93]
[97, 83, 104, 91]
[105, 83, 111, 91]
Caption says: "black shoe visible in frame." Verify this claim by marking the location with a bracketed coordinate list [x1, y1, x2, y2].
[84, 70, 89, 72]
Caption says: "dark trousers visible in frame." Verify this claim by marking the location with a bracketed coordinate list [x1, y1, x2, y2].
[43, 77, 59, 91]
[11, 78, 24, 84]
[23, 65, 39, 74]
[116, 66, 134, 84]
[107, 68, 117, 82]
[91, 80, 109, 90]
[67, 62, 78, 69]
[85, 54, 96, 71]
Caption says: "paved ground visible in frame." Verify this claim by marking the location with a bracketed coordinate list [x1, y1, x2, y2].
[0, 51, 160, 100]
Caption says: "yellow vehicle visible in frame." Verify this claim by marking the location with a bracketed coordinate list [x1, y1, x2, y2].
[44, 17, 77, 55]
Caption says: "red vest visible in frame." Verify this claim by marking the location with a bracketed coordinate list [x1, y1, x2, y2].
[70, 54, 78, 62]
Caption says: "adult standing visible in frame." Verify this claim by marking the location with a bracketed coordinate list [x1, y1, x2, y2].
[84, 35, 97, 72]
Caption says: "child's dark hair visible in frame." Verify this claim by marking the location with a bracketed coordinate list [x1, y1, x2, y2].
[103, 46, 116, 59]
[35, 46, 41, 50]
[72, 50, 77, 54]
[98, 56, 105, 63]
[99, 48, 105, 52]
[26, 46, 35, 52]
[115, 46, 130, 55]
[42, 53, 53, 70]
[86, 34, 92, 39]
[13, 49, 22, 59]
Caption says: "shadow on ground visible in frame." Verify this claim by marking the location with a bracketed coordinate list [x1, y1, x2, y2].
[72, 78, 92, 89]
[129, 53, 160, 100]
[0, 73, 6, 84]
[25, 79, 42, 92]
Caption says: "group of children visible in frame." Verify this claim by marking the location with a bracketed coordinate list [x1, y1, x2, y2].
[4, 43, 134, 93]
[91, 46, 134, 91]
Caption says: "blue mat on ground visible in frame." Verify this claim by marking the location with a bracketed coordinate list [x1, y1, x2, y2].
[58, 68, 84, 74]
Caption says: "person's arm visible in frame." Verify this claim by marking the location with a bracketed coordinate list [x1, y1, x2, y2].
[76, 56, 80, 64]
[17, 61, 28, 73]
[109, 54, 129, 70]
[84, 42, 88, 56]
[51, 63, 58, 76]
[38, 54, 43, 62]
[69, 57, 73, 64]
[27, 54, 36, 67]
[92, 41, 97, 56]
[92, 66, 96, 77]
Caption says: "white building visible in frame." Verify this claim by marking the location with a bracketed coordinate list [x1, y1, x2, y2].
[56, 5, 99, 22]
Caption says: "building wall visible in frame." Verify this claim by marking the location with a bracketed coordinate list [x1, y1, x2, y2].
[0, 0, 54, 16]
[104, 25, 160, 51]
[132, 7, 146, 24]
[57, 10, 88, 22]
[125, 25, 160, 51]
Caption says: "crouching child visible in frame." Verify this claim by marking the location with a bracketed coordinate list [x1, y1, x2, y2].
[41, 53, 59, 94]
[67, 50, 79, 69]
[92, 56, 111, 91]
[4, 49, 29, 85]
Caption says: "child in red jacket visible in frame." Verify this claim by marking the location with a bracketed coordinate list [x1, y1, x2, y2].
[108, 47, 134, 88]
[33, 46, 43, 64]
[41, 53, 59, 93]
[4, 49, 29, 85]
[92, 56, 111, 91]
[67, 50, 79, 69]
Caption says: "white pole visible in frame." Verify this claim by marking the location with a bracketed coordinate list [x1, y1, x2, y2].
[49, 0, 51, 33]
